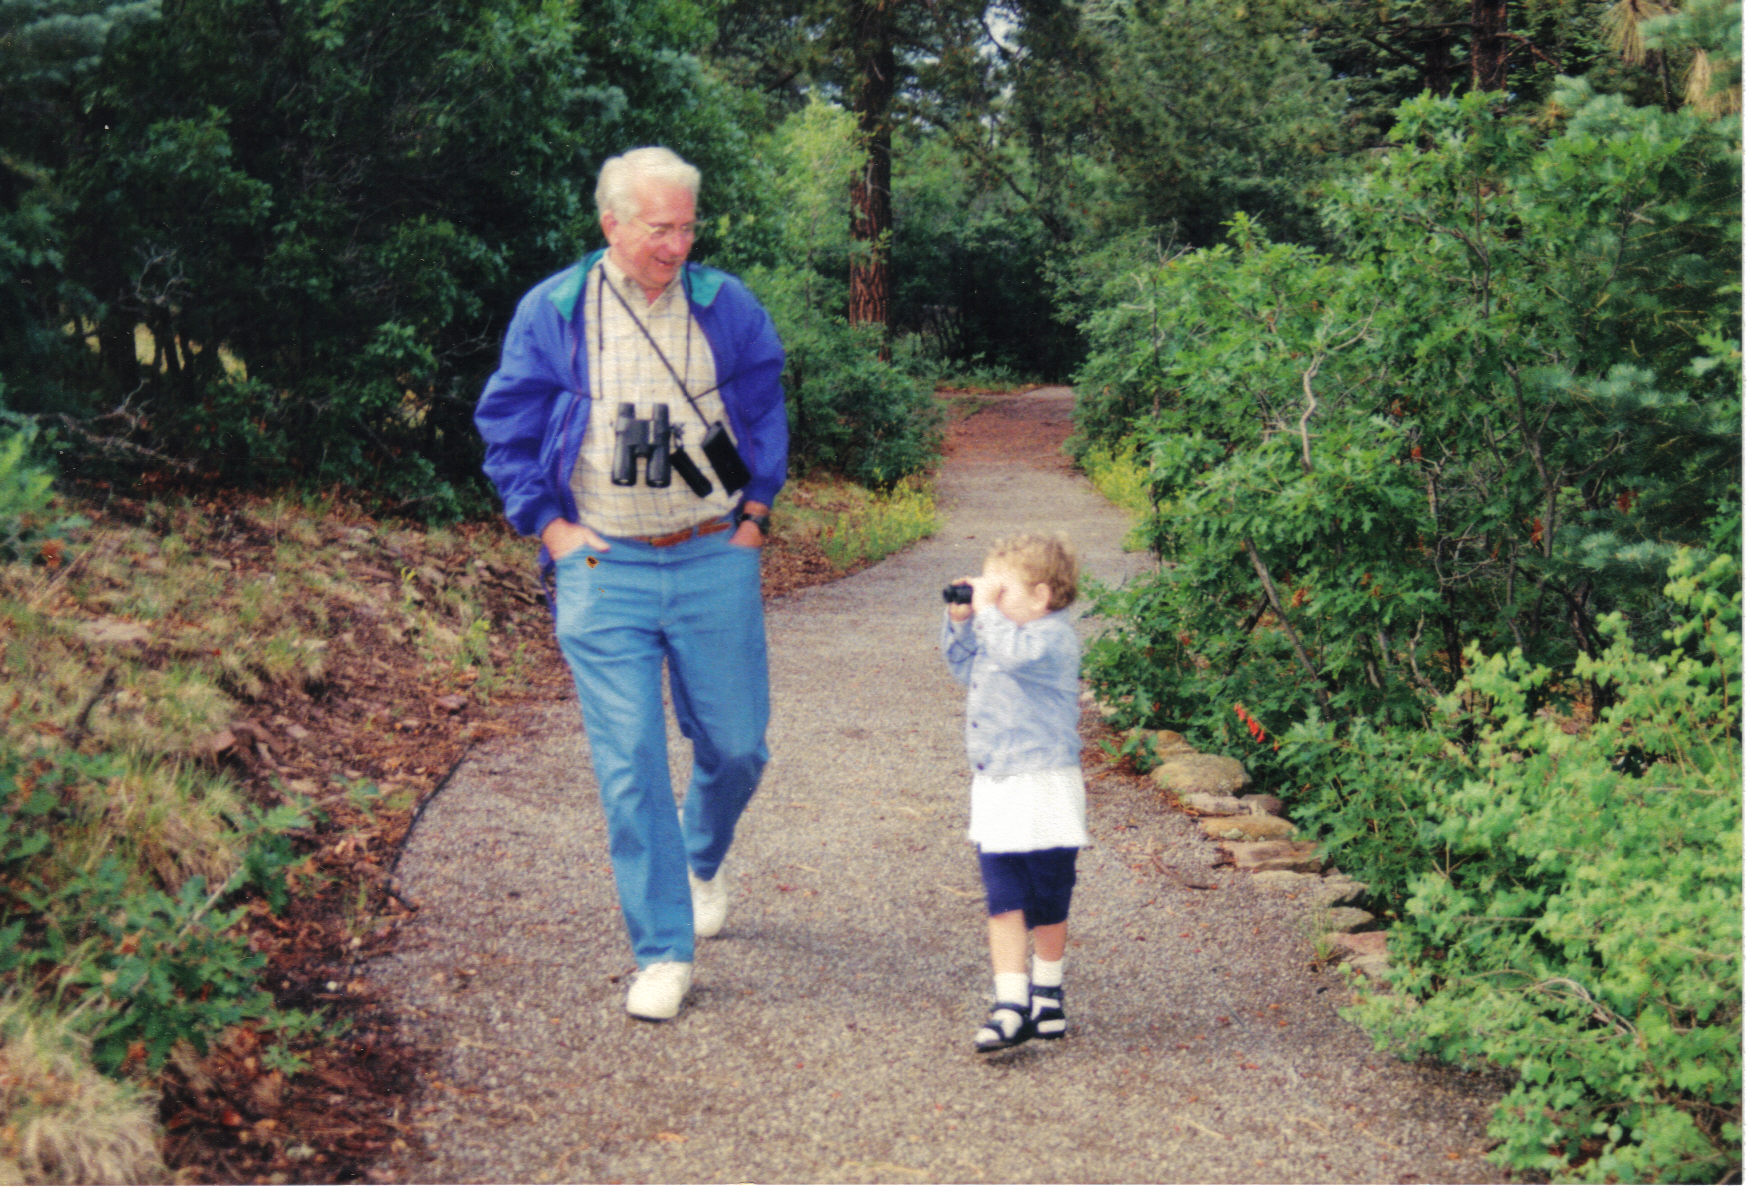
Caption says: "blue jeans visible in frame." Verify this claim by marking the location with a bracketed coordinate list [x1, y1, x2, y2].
[552, 528, 769, 966]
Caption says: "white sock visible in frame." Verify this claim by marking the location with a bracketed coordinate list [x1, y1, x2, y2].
[1032, 955, 1064, 988]
[975, 972, 1032, 1043]
[993, 972, 1030, 1007]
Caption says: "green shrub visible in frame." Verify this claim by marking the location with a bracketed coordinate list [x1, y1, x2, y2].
[1271, 714, 1468, 905]
[1076, 82, 1740, 763]
[822, 476, 939, 569]
[0, 415, 81, 561]
[1079, 444, 1151, 520]
[0, 740, 309, 1074]
[1343, 550, 1741, 1183]
[1073, 78, 1742, 1180]
[745, 263, 943, 489]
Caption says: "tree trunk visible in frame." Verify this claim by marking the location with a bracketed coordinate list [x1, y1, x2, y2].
[848, 0, 895, 344]
[1423, 32, 1456, 97]
[1470, 0, 1510, 92]
[97, 311, 141, 398]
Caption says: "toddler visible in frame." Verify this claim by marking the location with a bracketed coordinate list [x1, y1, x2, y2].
[941, 532, 1089, 1052]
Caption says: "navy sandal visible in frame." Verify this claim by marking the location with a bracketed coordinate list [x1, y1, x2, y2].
[974, 1001, 1033, 1053]
[1030, 984, 1066, 1040]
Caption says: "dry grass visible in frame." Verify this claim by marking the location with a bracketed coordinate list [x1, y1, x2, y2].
[0, 490, 554, 1182]
[0, 1000, 166, 1185]
[81, 759, 247, 891]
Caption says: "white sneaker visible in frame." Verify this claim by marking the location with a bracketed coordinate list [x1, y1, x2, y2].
[689, 870, 729, 939]
[626, 961, 693, 1021]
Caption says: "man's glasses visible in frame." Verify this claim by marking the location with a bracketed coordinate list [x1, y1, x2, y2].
[630, 217, 698, 241]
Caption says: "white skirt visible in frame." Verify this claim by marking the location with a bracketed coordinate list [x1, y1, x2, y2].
[968, 765, 1091, 853]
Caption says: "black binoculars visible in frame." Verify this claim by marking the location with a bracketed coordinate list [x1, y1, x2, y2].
[612, 402, 672, 488]
[611, 403, 751, 499]
[942, 582, 973, 604]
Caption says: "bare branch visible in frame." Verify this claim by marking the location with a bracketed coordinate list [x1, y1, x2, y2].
[1296, 313, 1375, 472]
[1526, 976, 1643, 1044]
[44, 389, 197, 474]
[1298, 362, 1320, 473]
[1242, 536, 1333, 720]
[1405, 617, 1443, 696]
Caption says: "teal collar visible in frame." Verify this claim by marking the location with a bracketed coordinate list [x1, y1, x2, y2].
[549, 249, 726, 321]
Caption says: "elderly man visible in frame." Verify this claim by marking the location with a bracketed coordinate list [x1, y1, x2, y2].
[474, 146, 787, 1020]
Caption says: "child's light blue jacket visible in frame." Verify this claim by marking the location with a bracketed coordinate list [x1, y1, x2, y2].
[942, 607, 1083, 778]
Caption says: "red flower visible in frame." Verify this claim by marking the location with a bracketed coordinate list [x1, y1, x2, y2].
[1234, 702, 1268, 744]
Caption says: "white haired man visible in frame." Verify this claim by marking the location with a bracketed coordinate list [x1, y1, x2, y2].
[475, 146, 787, 1020]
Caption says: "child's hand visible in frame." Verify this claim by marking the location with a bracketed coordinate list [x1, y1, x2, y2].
[947, 577, 975, 622]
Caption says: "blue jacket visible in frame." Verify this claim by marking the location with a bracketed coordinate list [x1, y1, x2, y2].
[474, 249, 789, 541]
[942, 608, 1083, 778]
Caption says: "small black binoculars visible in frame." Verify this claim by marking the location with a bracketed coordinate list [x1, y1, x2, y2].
[612, 402, 673, 488]
[942, 582, 973, 605]
[611, 403, 751, 499]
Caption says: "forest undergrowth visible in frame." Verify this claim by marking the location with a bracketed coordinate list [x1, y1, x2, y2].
[0, 462, 932, 1183]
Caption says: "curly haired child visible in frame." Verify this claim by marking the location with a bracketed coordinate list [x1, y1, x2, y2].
[941, 532, 1089, 1052]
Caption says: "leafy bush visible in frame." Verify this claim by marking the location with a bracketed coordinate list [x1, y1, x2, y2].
[0, 424, 54, 560]
[1074, 67, 1742, 1186]
[1079, 79, 1740, 765]
[1343, 551, 1741, 1183]
[7, 0, 765, 504]
[746, 262, 942, 489]
[0, 413, 82, 561]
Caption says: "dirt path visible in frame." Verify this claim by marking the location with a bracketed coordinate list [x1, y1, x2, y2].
[368, 387, 1510, 1183]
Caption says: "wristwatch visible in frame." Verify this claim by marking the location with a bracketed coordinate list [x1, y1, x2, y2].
[736, 510, 771, 536]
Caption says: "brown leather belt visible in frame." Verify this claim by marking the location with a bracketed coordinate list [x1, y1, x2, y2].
[635, 516, 733, 548]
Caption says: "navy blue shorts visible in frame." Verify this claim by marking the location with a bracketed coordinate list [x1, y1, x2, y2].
[977, 847, 1079, 927]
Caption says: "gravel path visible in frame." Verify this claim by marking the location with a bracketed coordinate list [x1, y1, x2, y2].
[369, 388, 1510, 1183]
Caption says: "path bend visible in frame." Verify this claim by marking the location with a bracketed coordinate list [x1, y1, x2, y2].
[368, 387, 1509, 1184]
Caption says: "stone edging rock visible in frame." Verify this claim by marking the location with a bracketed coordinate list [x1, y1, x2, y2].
[1098, 716, 1392, 980]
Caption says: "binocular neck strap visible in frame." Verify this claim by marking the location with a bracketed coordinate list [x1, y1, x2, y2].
[597, 269, 722, 427]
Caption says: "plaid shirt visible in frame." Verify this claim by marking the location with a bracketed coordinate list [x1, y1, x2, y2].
[570, 256, 737, 538]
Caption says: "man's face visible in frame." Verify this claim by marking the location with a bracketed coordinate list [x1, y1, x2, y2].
[602, 181, 697, 299]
